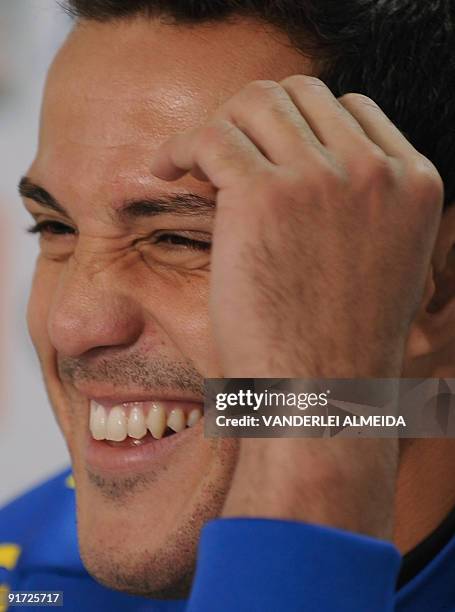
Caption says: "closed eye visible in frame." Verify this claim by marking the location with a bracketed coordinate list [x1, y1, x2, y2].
[27, 224, 211, 252]
[154, 233, 211, 251]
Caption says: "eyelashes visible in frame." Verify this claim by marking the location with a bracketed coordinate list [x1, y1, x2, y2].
[154, 233, 211, 251]
[28, 220, 76, 236]
[27, 222, 211, 252]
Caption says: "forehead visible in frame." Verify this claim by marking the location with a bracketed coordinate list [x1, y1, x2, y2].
[34, 18, 312, 203]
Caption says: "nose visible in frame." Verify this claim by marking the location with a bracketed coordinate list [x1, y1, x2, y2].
[47, 258, 145, 358]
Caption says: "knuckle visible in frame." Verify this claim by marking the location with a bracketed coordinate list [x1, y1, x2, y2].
[260, 98, 293, 124]
[243, 79, 281, 101]
[351, 148, 394, 186]
[237, 80, 291, 123]
[252, 158, 346, 213]
[339, 92, 379, 111]
[281, 74, 326, 91]
[407, 157, 444, 205]
[198, 120, 234, 147]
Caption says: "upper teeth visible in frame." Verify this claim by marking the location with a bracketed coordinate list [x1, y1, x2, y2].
[89, 401, 203, 442]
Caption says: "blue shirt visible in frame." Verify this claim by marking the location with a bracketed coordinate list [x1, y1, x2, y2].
[1, 469, 454, 611]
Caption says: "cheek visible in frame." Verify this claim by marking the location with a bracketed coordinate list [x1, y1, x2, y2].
[147, 273, 221, 376]
[27, 261, 78, 440]
[27, 260, 57, 357]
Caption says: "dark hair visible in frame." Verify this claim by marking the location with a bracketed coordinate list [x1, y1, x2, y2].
[64, 0, 455, 207]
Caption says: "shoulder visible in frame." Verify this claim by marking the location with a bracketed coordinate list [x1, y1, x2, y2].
[0, 470, 186, 610]
[0, 468, 81, 572]
[0, 468, 74, 539]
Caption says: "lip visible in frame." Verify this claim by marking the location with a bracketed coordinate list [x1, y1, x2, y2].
[84, 397, 205, 475]
[81, 388, 204, 409]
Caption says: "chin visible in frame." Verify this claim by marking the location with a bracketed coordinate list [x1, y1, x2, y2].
[78, 516, 196, 598]
[71, 435, 239, 598]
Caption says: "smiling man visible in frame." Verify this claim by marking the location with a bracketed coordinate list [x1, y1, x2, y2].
[1, 1, 455, 611]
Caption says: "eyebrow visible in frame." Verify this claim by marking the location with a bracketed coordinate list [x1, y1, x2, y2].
[18, 176, 216, 220]
[18, 176, 68, 215]
[119, 193, 216, 220]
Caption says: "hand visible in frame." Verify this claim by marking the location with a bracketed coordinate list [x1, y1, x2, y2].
[151, 76, 443, 379]
[151, 76, 444, 538]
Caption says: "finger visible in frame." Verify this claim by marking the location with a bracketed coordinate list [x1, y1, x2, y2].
[215, 79, 325, 165]
[279, 75, 369, 152]
[151, 127, 203, 181]
[338, 94, 419, 159]
[150, 119, 271, 188]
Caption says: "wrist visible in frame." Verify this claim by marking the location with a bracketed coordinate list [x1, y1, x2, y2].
[222, 438, 397, 540]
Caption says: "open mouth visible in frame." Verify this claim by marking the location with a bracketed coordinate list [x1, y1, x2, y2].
[89, 400, 203, 448]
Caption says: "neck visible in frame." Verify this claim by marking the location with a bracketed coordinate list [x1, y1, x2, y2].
[393, 438, 455, 554]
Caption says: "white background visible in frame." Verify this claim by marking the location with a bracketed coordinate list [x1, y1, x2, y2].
[0, 1, 72, 506]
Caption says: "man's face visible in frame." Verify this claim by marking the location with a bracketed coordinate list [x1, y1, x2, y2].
[23, 18, 311, 596]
